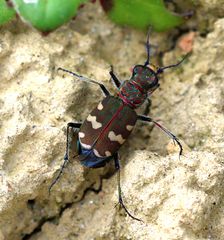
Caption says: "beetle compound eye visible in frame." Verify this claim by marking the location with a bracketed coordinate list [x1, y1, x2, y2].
[133, 67, 139, 74]
[132, 68, 138, 77]
[133, 65, 144, 76]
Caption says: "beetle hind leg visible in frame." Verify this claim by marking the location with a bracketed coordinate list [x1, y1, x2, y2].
[114, 153, 143, 222]
[48, 122, 82, 194]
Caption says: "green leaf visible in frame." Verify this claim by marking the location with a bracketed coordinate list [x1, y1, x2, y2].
[12, 0, 87, 32]
[100, 0, 183, 31]
[0, 0, 16, 25]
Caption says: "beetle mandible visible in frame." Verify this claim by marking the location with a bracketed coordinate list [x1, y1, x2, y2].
[49, 31, 189, 222]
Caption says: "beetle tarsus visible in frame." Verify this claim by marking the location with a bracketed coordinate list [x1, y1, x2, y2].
[114, 153, 143, 222]
[172, 136, 183, 159]
[118, 196, 143, 222]
[48, 156, 69, 195]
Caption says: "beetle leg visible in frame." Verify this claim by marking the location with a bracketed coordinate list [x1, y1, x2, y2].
[143, 98, 152, 115]
[109, 65, 122, 89]
[48, 122, 82, 193]
[137, 115, 183, 157]
[114, 153, 142, 222]
[58, 67, 110, 97]
[64, 122, 82, 161]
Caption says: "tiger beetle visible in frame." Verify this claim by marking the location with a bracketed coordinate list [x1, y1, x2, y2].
[49, 31, 189, 222]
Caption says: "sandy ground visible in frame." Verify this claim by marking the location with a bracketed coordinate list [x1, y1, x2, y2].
[0, 1, 224, 240]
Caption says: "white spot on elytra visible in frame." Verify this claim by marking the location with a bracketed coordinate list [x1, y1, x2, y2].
[126, 125, 134, 131]
[87, 114, 102, 129]
[79, 132, 85, 138]
[108, 131, 125, 144]
[97, 102, 103, 110]
[105, 151, 112, 156]
[80, 141, 92, 149]
[93, 149, 103, 158]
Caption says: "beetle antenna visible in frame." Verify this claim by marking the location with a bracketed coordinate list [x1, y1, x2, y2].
[144, 27, 152, 67]
[157, 53, 190, 74]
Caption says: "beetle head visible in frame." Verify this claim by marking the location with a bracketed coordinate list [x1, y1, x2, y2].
[131, 64, 159, 92]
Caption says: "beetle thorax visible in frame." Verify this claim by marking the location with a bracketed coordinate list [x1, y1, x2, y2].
[118, 65, 159, 108]
[118, 80, 148, 108]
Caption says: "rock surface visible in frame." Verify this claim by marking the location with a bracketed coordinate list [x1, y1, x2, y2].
[0, 1, 224, 240]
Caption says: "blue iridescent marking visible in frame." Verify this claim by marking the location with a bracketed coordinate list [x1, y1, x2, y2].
[77, 141, 112, 168]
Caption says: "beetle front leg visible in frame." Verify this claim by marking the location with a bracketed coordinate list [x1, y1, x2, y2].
[109, 65, 121, 89]
[143, 98, 152, 115]
[114, 153, 142, 222]
[137, 115, 183, 157]
[49, 122, 82, 193]
[58, 68, 110, 97]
